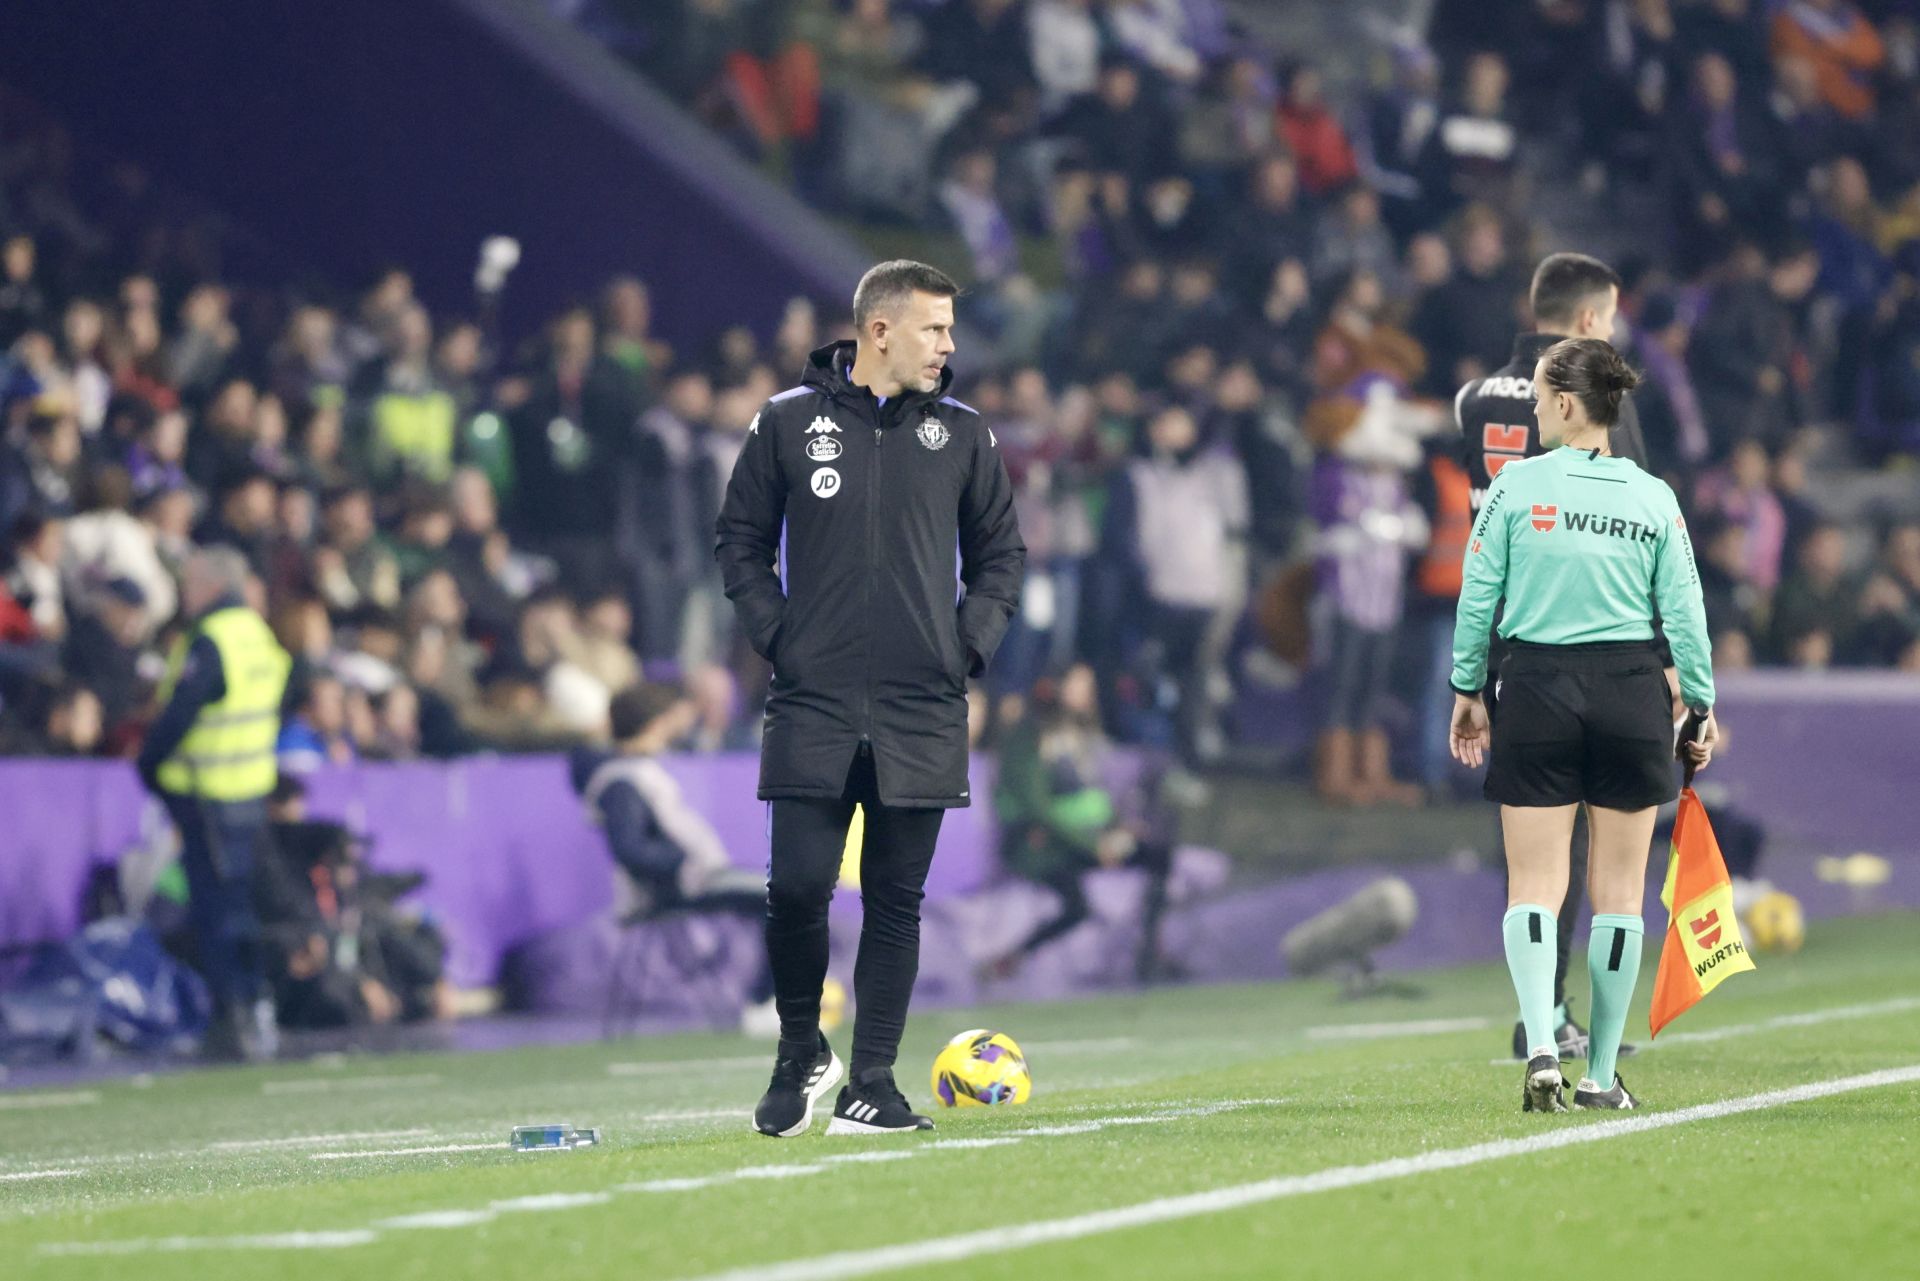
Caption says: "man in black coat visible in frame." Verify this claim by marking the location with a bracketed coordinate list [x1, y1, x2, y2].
[717, 259, 1024, 1137]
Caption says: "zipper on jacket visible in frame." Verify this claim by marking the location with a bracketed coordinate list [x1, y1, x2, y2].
[862, 421, 881, 743]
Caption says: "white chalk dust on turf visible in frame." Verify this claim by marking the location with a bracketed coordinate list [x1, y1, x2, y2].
[35, 1100, 1280, 1254]
[208, 1128, 433, 1151]
[39, 1231, 379, 1255]
[1483, 995, 1920, 1066]
[1308, 1018, 1489, 1040]
[0, 1169, 83, 1182]
[0, 1090, 99, 1110]
[672, 1065, 1920, 1281]
[606, 1039, 1135, 1078]
[262, 1073, 442, 1096]
[311, 1142, 505, 1160]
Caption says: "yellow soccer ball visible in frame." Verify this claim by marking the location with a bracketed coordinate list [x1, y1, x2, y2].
[819, 977, 848, 1032]
[1745, 891, 1805, 954]
[931, 1029, 1032, 1108]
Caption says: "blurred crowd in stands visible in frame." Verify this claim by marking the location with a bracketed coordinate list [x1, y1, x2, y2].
[6, 0, 1920, 800]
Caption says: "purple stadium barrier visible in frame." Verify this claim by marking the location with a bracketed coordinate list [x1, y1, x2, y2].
[2, 672, 1915, 997]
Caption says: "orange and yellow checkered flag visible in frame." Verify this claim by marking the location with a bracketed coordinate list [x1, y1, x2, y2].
[1649, 787, 1756, 1038]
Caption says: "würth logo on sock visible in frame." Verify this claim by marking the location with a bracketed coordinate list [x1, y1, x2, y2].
[1689, 908, 1723, 950]
[1531, 504, 1559, 532]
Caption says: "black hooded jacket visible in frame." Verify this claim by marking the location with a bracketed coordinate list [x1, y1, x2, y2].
[715, 341, 1025, 808]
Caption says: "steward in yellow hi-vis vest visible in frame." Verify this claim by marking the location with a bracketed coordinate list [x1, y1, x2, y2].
[136, 548, 290, 1062]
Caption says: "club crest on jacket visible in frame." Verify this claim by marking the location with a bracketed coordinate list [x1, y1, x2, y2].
[916, 416, 949, 451]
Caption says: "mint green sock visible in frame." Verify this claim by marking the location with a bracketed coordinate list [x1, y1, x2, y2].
[1552, 1002, 1569, 1028]
[1502, 905, 1558, 1056]
[1586, 914, 1645, 1089]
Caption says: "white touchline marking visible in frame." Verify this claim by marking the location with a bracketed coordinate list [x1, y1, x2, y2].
[820, 1151, 916, 1165]
[734, 1164, 830, 1180]
[0, 1090, 99, 1110]
[609, 1056, 767, 1077]
[310, 1142, 505, 1161]
[491, 1192, 613, 1213]
[207, 1128, 433, 1152]
[927, 1138, 1024, 1150]
[1657, 996, 1920, 1045]
[1484, 995, 1920, 1066]
[625, 1107, 751, 1124]
[0, 1169, 83, 1182]
[1308, 1018, 1489, 1040]
[374, 1210, 496, 1231]
[263, 1074, 442, 1096]
[619, 1176, 718, 1193]
[669, 1065, 1920, 1281]
[40, 1231, 379, 1256]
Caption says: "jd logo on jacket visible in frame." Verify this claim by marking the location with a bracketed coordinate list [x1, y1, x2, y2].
[811, 468, 841, 498]
[806, 436, 842, 461]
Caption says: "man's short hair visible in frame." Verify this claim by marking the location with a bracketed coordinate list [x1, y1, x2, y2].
[1530, 253, 1622, 327]
[851, 260, 960, 332]
[610, 681, 686, 742]
[189, 545, 253, 596]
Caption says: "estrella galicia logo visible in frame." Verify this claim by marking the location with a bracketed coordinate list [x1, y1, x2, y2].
[806, 436, 842, 462]
[810, 467, 841, 499]
[916, 416, 949, 451]
[1531, 504, 1558, 533]
[806, 416, 840, 435]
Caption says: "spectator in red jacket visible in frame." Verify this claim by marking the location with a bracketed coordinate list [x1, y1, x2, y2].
[1277, 62, 1358, 196]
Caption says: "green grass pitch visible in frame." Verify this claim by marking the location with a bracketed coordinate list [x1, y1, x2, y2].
[5, 913, 1917, 1280]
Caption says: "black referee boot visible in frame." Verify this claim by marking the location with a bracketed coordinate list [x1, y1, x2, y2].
[826, 1066, 935, 1135]
[753, 1033, 845, 1138]
[1521, 1052, 1569, 1114]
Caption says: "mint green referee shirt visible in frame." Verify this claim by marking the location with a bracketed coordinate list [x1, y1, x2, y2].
[1449, 446, 1715, 711]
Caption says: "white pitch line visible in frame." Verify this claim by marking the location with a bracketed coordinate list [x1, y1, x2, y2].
[609, 1056, 766, 1077]
[263, 1074, 442, 1096]
[1485, 995, 1920, 1066]
[672, 1065, 1920, 1281]
[0, 1090, 99, 1111]
[207, 1128, 433, 1152]
[40, 1231, 379, 1256]
[0, 1168, 83, 1182]
[311, 1142, 504, 1161]
[1308, 1018, 1489, 1041]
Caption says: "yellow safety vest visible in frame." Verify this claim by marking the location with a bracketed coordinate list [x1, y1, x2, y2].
[155, 606, 291, 801]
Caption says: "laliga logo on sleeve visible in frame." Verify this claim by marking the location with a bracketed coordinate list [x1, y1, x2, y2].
[916, 416, 949, 451]
[1530, 504, 1558, 532]
[810, 468, 841, 498]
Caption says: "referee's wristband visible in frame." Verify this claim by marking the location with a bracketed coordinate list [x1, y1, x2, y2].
[1449, 682, 1484, 698]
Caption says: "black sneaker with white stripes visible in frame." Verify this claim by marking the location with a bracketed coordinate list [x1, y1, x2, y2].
[1510, 1013, 1635, 1062]
[1573, 1075, 1640, 1110]
[1521, 1051, 1569, 1114]
[825, 1066, 935, 1135]
[753, 1033, 845, 1138]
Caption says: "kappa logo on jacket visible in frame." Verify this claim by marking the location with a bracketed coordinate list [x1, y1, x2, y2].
[806, 417, 841, 435]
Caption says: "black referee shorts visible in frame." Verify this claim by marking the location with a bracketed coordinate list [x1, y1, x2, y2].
[1485, 640, 1677, 810]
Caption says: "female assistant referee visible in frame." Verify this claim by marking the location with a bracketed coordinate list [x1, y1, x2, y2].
[1448, 337, 1718, 1113]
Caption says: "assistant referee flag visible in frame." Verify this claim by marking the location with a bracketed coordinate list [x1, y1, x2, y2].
[1650, 787, 1756, 1037]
